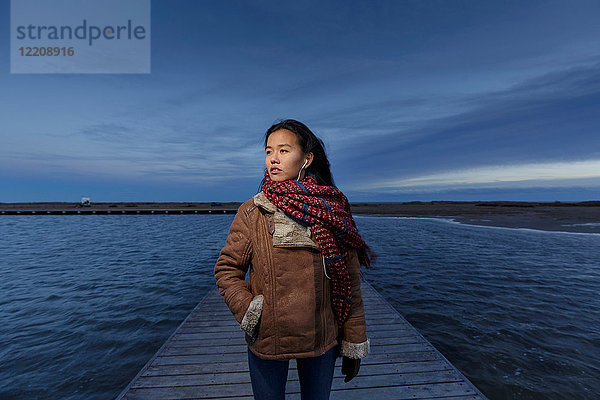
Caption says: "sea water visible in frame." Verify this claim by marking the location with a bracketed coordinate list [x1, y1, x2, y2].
[0, 214, 598, 399]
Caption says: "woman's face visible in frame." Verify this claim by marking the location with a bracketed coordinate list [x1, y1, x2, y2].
[265, 129, 312, 182]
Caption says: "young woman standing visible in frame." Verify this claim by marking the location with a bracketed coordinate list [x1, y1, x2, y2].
[214, 119, 376, 399]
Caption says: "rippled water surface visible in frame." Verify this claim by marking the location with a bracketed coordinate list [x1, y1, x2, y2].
[0, 215, 598, 399]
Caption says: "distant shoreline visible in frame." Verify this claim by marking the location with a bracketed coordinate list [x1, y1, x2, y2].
[1, 201, 599, 234]
[351, 201, 600, 234]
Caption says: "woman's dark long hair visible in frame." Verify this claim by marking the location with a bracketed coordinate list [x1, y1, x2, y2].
[261, 119, 335, 187]
[258, 119, 376, 269]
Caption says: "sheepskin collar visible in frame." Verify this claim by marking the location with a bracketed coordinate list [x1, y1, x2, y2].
[253, 192, 320, 250]
[253, 191, 277, 213]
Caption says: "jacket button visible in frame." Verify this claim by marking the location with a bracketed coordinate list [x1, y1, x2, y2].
[266, 215, 274, 234]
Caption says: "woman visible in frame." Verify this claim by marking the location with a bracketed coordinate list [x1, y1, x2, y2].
[214, 119, 376, 399]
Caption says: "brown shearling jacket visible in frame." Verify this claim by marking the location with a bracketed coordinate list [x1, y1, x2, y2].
[214, 191, 370, 360]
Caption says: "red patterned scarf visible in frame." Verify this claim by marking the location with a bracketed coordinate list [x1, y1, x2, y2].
[261, 170, 376, 330]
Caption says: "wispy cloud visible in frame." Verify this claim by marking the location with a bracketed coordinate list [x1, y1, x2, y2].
[355, 159, 600, 192]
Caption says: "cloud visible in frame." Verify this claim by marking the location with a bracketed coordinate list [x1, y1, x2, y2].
[1, 117, 267, 184]
[330, 61, 600, 182]
[355, 159, 600, 193]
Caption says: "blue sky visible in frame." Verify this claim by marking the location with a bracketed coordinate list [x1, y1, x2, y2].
[2, 0, 599, 202]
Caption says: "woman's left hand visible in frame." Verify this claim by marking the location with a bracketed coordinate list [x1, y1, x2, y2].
[341, 356, 361, 382]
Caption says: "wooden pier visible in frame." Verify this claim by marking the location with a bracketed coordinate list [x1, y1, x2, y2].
[0, 209, 236, 215]
[116, 279, 488, 399]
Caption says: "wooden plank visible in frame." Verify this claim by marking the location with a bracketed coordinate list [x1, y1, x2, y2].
[143, 361, 250, 376]
[168, 337, 247, 347]
[171, 331, 245, 340]
[164, 333, 425, 350]
[151, 350, 444, 367]
[161, 344, 248, 356]
[116, 278, 488, 399]
[141, 359, 453, 378]
[121, 384, 255, 399]
[121, 381, 478, 400]
[159, 342, 435, 357]
[132, 367, 463, 389]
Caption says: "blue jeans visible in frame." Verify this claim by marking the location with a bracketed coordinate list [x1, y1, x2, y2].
[247, 347, 337, 400]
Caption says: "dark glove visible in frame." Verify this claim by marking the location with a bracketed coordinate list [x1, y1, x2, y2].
[341, 356, 361, 382]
